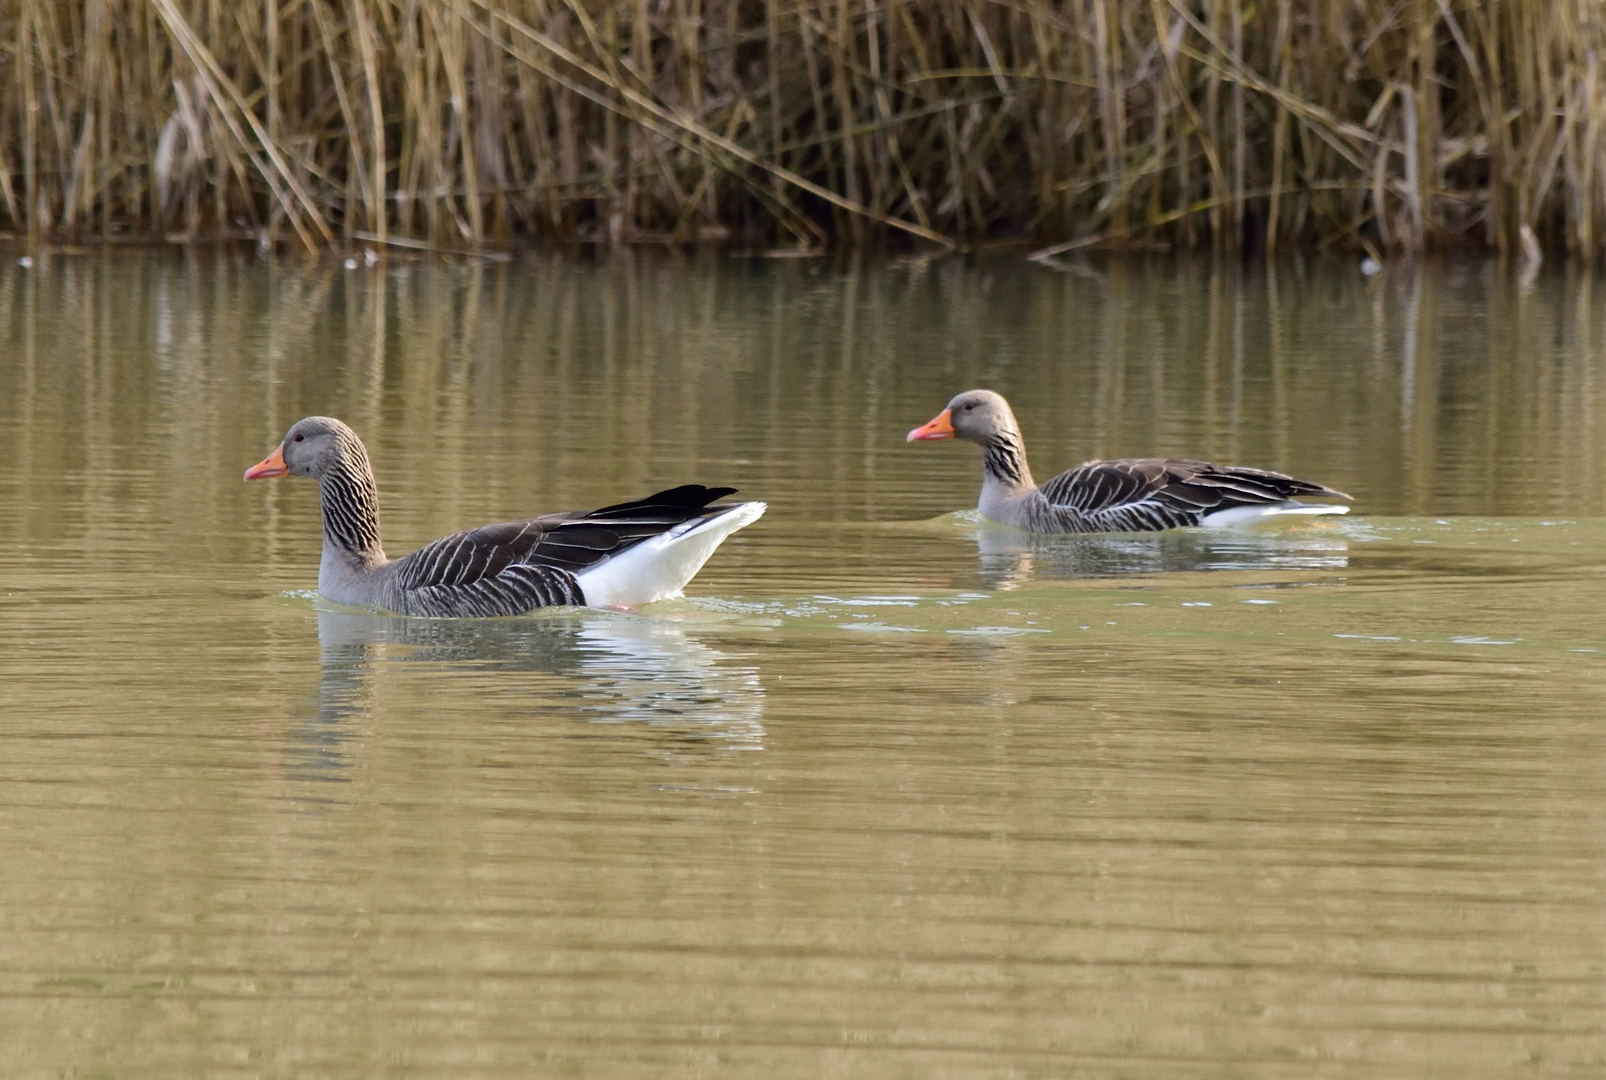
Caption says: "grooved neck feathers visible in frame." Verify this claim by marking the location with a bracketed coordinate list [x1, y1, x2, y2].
[982, 427, 1032, 490]
[318, 432, 385, 564]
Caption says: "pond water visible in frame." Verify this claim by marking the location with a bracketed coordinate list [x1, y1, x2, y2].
[0, 250, 1602, 1077]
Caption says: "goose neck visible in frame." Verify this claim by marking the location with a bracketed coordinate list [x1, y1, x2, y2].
[317, 446, 386, 567]
[981, 426, 1034, 495]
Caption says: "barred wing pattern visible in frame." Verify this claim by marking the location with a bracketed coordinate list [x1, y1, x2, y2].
[1032, 459, 1343, 534]
[387, 485, 738, 617]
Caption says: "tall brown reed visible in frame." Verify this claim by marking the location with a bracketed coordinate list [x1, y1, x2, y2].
[1, 0, 1601, 254]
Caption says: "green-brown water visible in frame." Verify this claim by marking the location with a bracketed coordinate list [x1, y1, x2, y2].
[1, 252, 1602, 1077]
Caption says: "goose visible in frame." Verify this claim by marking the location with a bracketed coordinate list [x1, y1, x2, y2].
[244, 416, 764, 615]
[907, 390, 1350, 533]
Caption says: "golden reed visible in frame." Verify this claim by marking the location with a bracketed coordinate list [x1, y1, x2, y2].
[2, 0, 1599, 253]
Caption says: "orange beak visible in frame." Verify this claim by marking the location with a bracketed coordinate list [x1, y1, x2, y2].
[907, 408, 956, 442]
[244, 443, 290, 480]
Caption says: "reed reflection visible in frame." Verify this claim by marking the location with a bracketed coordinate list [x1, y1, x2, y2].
[2, 252, 1605, 556]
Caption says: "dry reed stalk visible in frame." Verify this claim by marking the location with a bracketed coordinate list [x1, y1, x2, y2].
[350, 0, 387, 240]
[1264, 0, 1289, 251]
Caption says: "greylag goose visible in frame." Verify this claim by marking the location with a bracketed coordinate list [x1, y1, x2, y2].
[907, 390, 1350, 533]
[245, 416, 764, 615]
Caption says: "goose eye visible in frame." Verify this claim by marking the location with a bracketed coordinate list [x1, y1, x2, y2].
[292, 433, 305, 443]
[962, 403, 975, 412]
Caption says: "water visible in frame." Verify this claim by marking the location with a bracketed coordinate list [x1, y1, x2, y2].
[1, 250, 1603, 1077]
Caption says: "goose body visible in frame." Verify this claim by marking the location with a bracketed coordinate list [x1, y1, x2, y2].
[246, 417, 763, 615]
[908, 390, 1350, 533]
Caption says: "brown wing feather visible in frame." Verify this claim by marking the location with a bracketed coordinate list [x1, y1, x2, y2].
[1037, 458, 1348, 532]
[386, 485, 741, 616]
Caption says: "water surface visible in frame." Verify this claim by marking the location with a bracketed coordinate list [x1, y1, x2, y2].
[1, 251, 1602, 1077]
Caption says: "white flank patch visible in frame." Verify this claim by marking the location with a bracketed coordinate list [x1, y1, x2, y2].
[576, 501, 766, 608]
[1200, 502, 1350, 528]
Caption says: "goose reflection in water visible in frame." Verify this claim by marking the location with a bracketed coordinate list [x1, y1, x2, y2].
[287, 609, 765, 786]
[972, 522, 1350, 590]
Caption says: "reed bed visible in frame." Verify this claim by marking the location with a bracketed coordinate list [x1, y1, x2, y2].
[0, 0, 1601, 254]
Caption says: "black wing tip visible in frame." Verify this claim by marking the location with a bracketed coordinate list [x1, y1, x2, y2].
[584, 483, 745, 521]
[1192, 463, 1352, 501]
[1278, 476, 1352, 500]
[649, 483, 740, 506]
[605, 484, 738, 510]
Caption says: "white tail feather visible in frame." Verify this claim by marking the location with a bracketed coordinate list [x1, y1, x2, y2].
[1200, 502, 1350, 528]
[576, 502, 765, 608]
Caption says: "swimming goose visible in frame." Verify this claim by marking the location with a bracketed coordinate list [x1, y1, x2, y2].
[245, 416, 764, 615]
[907, 390, 1350, 533]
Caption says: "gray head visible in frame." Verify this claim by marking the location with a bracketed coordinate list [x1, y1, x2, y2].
[244, 416, 370, 482]
[906, 389, 1020, 444]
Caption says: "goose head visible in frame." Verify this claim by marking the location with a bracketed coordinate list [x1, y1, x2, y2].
[244, 416, 367, 482]
[907, 389, 1018, 444]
